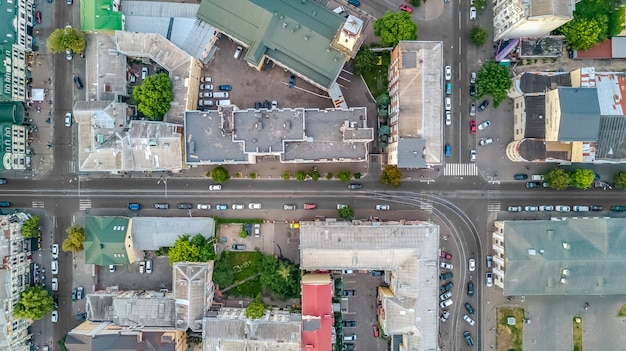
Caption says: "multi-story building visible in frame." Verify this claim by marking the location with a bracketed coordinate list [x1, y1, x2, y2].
[0, 212, 35, 351]
[0, 0, 34, 102]
[387, 41, 444, 169]
[493, 0, 575, 41]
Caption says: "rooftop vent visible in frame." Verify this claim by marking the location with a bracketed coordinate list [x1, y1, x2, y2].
[562, 242, 570, 250]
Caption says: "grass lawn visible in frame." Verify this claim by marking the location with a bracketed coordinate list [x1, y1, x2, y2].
[573, 317, 582, 351]
[226, 251, 262, 297]
[230, 277, 261, 298]
[362, 51, 390, 98]
[618, 304, 626, 317]
[496, 306, 524, 351]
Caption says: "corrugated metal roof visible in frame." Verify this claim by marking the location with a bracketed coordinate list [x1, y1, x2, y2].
[557, 87, 601, 141]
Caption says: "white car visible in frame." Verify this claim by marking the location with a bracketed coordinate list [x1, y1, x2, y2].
[254, 224, 261, 237]
[440, 299, 453, 308]
[445, 97, 451, 111]
[470, 71, 476, 84]
[468, 258, 476, 271]
[479, 137, 493, 146]
[109, 265, 116, 272]
[470, 6, 477, 20]
[200, 84, 213, 90]
[445, 66, 452, 81]
[524, 206, 538, 212]
[470, 149, 476, 162]
[478, 120, 491, 130]
[555, 205, 571, 212]
[51, 310, 58, 323]
[248, 203, 262, 210]
[271, 100, 278, 109]
[486, 272, 494, 287]
[232, 204, 244, 210]
[440, 290, 452, 301]
[375, 204, 390, 210]
[337, 204, 347, 209]
[209, 184, 222, 191]
[197, 204, 211, 210]
[539, 205, 554, 212]
[463, 314, 476, 326]
[201, 76, 213, 82]
[440, 310, 450, 322]
[51, 244, 59, 259]
[51, 278, 58, 291]
[65, 113, 72, 127]
[445, 111, 451, 126]
[469, 102, 476, 116]
[65, 49, 72, 60]
[440, 262, 453, 270]
[51, 260, 58, 275]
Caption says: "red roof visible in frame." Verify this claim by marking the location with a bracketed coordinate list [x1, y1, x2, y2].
[576, 39, 612, 59]
[301, 277, 333, 351]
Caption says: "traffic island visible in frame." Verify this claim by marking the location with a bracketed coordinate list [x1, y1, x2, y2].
[496, 306, 524, 351]
[573, 317, 582, 351]
[618, 303, 626, 317]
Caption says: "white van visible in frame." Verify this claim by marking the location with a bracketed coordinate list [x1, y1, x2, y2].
[213, 92, 229, 98]
[217, 100, 231, 106]
[573, 206, 589, 212]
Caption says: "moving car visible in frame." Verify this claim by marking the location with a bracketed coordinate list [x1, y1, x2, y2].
[445, 66, 452, 80]
[469, 102, 476, 116]
[478, 100, 489, 111]
[467, 281, 474, 296]
[469, 6, 477, 20]
[232, 204, 245, 210]
[51, 310, 58, 323]
[445, 97, 451, 111]
[514, 173, 528, 180]
[464, 302, 475, 315]
[445, 111, 451, 126]
[468, 258, 476, 271]
[128, 203, 141, 210]
[478, 120, 491, 130]
[463, 314, 475, 326]
[440, 262, 453, 269]
[507, 206, 521, 212]
[347, 183, 362, 190]
[177, 203, 193, 209]
[464, 331, 475, 347]
[526, 182, 540, 188]
[216, 204, 228, 210]
[208, 184, 222, 191]
[486, 272, 494, 287]
[555, 205, 571, 212]
[52, 244, 59, 259]
[0, 178, 7, 184]
[65, 113, 72, 127]
[303, 203, 317, 210]
[445, 144, 451, 157]
[399, 4, 413, 13]
[73, 75, 83, 89]
[197, 204, 211, 210]
[283, 204, 296, 210]
[248, 203, 262, 209]
[470, 149, 476, 162]
[232, 244, 246, 250]
[375, 204, 390, 210]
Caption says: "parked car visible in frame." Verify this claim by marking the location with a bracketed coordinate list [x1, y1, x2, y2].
[524, 206, 538, 212]
[539, 205, 554, 211]
[342, 289, 356, 296]
[440, 290, 452, 301]
[445, 111, 451, 126]
[399, 4, 413, 13]
[439, 272, 453, 281]
[200, 84, 213, 90]
[612, 206, 626, 212]
[109, 265, 116, 272]
[464, 331, 475, 347]
[463, 314, 475, 326]
[51, 260, 58, 275]
[200, 77, 213, 82]
[470, 149, 476, 162]
[73, 75, 83, 89]
[479, 137, 493, 146]
[467, 281, 474, 297]
[440, 281, 454, 292]
[283, 204, 296, 210]
[197, 204, 211, 210]
[145, 260, 152, 274]
[372, 325, 379, 337]
[177, 203, 193, 209]
[52, 244, 59, 259]
[469, 6, 477, 20]
[35, 11, 42, 23]
[232, 244, 246, 250]
[344, 344, 355, 350]
[440, 250, 452, 260]
[216, 204, 228, 210]
[369, 270, 384, 276]
[573, 206, 589, 212]
[470, 71, 476, 84]
[51, 310, 58, 323]
[440, 310, 450, 322]
[155, 203, 169, 209]
[469, 84, 476, 97]
[232, 204, 244, 210]
[445, 97, 451, 111]
[76, 286, 84, 300]
[486, 255, 493, 268]
[347, 183, 362, 190]
[555, 205, 571, 212]
[65, 49, 72, 61]
[468, 258, 476, 271]
[139, 261, 145, 274]
[590, 205, 603, 211]
[337, 204, 347, 209]
[304, 203, 317, 209]
[375, 204, 390, 210]
[141, 67, 148, 79]
[445, 144, 451, 157]
[343, 320, 356, 327]
[199, 92, 213, 98]
[254, 224, 261, 237]
[289, 222, 300, 229]
[478, 100, 489, 111]
[445, 65, 452, 80]
[469, 102, 476, 116]
[219, 85, 232, 91]
[347, 0, 360, 6]
[486, 272, 494, 287]
[248, 203, 262, 209]
[445, 82, 452, 95]
[514, 173, 528, 180]
[440, 262, 453, 270]
[507, 206, 521, 212]
[469, 120, 476, 134]
[288, 74, 296, 88]
[526, 182, 541, 188]
[0, 178, 6, 184]
[464, 302, 475, 315]
[440, 299, 453, 308]
[71, 288, 78, 301]
[52, 278, 58, 291]
[478, 120, 491, 130]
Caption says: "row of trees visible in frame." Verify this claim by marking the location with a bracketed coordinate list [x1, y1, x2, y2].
[168, 234, 216, 264]
[543, 168, 595, 190]
[557, 0, 624, 50]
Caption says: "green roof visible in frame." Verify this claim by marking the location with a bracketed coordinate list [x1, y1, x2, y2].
[0, 102, 25, 124]
[80, 0, 123, 32]
[197, 0, 347, 90]
[84, 216, 130, 266]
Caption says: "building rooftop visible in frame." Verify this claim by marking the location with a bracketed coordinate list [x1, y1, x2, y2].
[502, 218, 626, 295]
[84, 216, 130, 266]
[516, 71, 572, 95]
[301, 274, 333, 351]
[173, 262, 213, 332]
[184, 107, 372, 164]
[519, 36, 564, 57]
[523, 95, 547, 138]
[80, 0, 123, 31]
[529, 0, 574, 18]
[130, 217, 215, 251]
[557, 87, 601, 141]
[87, 290, 176, 327]
[65, 322, 178, 351]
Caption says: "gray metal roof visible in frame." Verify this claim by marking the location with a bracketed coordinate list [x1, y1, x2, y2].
[396, 138, 427, 168]
[596, 115, 626, 161]
[173, 262, 213, 332]
[529, 0, 574, 17]
[557, 87, 601, 141]
[66, 326, 176, 351]
[503, 218, 626, 295]
[86, 291, 176, 327]
[130, 217, 215, 251]
[517, 71, 571, 94]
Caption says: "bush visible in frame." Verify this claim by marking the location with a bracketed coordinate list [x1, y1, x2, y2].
[211, 166, 230, 183]
[310, 169, 321, 181]
[249, 172, 257, 179]
[296, 170, 307, 182]
[337, 170, 351, 182]
[282, 172, 291, 180]
[354, 172, 362, 179]
[326, 172, 333, 180]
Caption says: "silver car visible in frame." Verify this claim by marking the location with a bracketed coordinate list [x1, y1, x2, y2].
[445, 97, 451, 111]
[486, 272, 493, 287]
[469, 102, 476, 116]
[555, 205, 571, 212]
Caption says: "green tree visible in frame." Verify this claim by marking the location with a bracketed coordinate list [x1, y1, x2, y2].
[338, 206, 355, 221]
[473, 0, 487, 9]
[375, 94, 390, 109]
[211, 166, 230, 183]
[46, 26, 86, 54]
[326, 172, 333, 180]
[309, 169, 321, 181]
[337, 170, 351, 182]
[212, 251, 234, 287]
[13, 286, 54, 321]
[379, 125, 391, 139]
[373, 11, 418, 47]
[21, 216, 40, 239]
[544, 168, 570, 190]
[608, 6, 625, 38]
[380, 165, 402, 187]
[296, 170, 307, 182]
[470, 26, 488, 46]
[282, 172, 291, 180]
[614, 171, 626, 190]
[245, 295, 267, 319]
[62, 225, 85, 252]
[132, 73, 173, 120]
[354, 45, 377, 76]
[569, 169, 595, 190]
[168, 234, 216, 264]
[260, 255, 301, 300]
[475, 61, 512, 108]
[559, 18, 602, 50]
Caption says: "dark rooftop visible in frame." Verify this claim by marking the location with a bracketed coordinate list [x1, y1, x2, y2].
[518, 72, 571, 94]
[516, 138, 546, 162]
[596, 115, 626, 161]
[524, 95, 546, 138]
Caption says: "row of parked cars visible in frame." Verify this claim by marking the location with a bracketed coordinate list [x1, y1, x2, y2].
[508, 205, 616, 212]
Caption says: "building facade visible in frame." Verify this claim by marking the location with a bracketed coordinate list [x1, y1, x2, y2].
[493, 0, 574, 41]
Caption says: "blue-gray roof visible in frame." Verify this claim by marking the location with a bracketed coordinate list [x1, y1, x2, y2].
[557, 87, 600, 141]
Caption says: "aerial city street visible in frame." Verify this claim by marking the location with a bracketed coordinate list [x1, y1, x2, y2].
[2, 0, 626, 350]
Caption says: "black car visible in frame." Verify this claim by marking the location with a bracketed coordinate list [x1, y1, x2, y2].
[469, 84, 476, 97]
[525, 181, 541, 188]
[590, 205, 603, 211]
[514, 173, 528, 180]
[467, 281, 474, 296]
[347, 183, 362, 190]
[465, 302, 475, 315]
[73, 75, 83, 89]
[439, 272, 453, 281]
[288, 74, 296, 88]
[478, 100, 489, 111]
[177, 203, 193, 209]
[344, 344, 355, 351]
[263, 100, 271, 109]
[71, 288, 77, 301]
[440, 281, 454, 292]
[611, 206, 626, 212]
[464, 331, 475, 347]
[254, 101, 262, 109]
[369, 270, 384, 276]
[342, 289, 356, 296]
[343, 320, 356, 327]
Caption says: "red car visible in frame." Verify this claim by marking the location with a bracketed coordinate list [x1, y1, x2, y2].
[303, 203, 317, 210]
[440, 250, 453, 260]
[372, 325, 380, 337]
[399, 4, 413, 13]
[35, 11, 42, 24]
[470, 120, 476, 135]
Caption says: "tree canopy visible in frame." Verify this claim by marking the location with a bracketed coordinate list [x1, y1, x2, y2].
[373, 11, 418, 47]
[470, 26, 488, 47]
[354, 45, 377, 76]
[132, 73, 173, 120]
[475, 61, 512, 108]
[212, 251, 235, 288]
[21, 216, 40, 239]
[473, 0, 487, 9]
[544, 168, 570, 191]
[13, 286, 54, 321]
[245, 295, 267, 319]
[62, 225, 85, 252]
[558, 0, 624, 50]
[211, 166, 230, 183]
[614, 171, 626, 190]
[168, 234, 216, 264]
[337, 170, 352, 182]
[569, 169, 595, 189]
[559, 18, 602, 50]
[260, 255, 301, 300]
[338, 206, 355, 221]
[46, 26, 85, 54]
[380, 165, 402, 187]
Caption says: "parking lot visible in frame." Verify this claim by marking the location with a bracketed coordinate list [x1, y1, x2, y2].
[339, 271, 387, 351]
[201, 37, 333, 111]
[97, 255, 172, 291]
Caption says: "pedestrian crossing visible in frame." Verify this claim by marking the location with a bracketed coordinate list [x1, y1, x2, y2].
[79, 199, 91, 211]
[420, 201, 433, 212]
[63, 160, 75, 174]
[32, 200, 45, 209]
[444, 163, 478, 176]
[487, 201, 501, 212]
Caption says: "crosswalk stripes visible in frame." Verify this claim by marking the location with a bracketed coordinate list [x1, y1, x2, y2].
[420, 201, 433, 212]
[444, 163, 478, 176]
[66, 160, 75, 174]
[488, 201, 501, 212]
[31, 200, 45, 209]
[79, 199, 91, 211]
